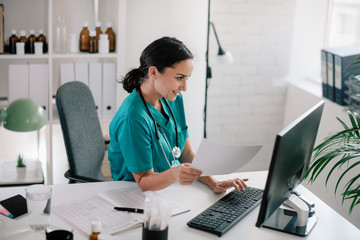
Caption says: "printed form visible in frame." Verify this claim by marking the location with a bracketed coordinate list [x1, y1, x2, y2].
[53, 186, 189, 235]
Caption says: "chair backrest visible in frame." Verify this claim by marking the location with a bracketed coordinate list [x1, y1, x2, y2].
[56, 81, 108, 182]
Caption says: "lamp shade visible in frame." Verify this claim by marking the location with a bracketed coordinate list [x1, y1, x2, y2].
[2, 98, 46, 132]
[217, 50, 234, 65]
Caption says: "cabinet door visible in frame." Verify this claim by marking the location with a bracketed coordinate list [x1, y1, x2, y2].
[102, 62, 116, 119]
[89, 62, 103, 118]
[29, 64, 49, 111]
[8, 64, 29, 103]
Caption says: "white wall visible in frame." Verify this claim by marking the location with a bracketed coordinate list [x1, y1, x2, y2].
[207, 0, 296, 171]
[123, 0, 207, 150]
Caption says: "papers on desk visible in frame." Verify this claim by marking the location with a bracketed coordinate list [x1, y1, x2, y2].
[52, 185, 189, 235]
[191, 139, 262, 176]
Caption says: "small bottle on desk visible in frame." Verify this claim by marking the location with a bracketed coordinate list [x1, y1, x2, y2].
[89, 221, 101, 240]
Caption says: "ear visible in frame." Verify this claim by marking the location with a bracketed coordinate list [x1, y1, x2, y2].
[148, 66, 158, 79]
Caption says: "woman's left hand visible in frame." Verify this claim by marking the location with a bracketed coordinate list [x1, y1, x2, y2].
[211, 178, 249, 193]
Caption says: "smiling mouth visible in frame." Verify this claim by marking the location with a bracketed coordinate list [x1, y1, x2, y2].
[173, 91, 179, 96]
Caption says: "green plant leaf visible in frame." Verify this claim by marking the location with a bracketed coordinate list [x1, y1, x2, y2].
[343, 187, 360, 213]
[305, 110, 360, 213]
[354, 112, 360, 127]
[342, 175, 360, 207]
[335, 160, 360, 194]
[348, 112, 360, 138]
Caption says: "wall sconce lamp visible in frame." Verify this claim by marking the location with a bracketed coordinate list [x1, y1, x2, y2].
[0, 98, 46, 132]
[204, 0, 233, 138]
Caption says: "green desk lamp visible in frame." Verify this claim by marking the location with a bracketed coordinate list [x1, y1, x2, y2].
[0, 98, 46, 131]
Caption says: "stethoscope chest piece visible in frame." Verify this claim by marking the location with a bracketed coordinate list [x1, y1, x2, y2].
[172, 146, 181, 158]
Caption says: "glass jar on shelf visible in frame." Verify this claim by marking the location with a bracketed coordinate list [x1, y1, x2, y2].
[55, 16, 67, 53]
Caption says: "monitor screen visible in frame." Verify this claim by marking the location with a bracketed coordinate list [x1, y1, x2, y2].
[255, 100, 325, 236]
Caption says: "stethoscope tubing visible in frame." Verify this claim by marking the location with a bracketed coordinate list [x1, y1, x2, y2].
[138, 88, 180, 167]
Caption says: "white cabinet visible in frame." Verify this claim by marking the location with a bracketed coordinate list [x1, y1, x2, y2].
[0, 0, 127, 184]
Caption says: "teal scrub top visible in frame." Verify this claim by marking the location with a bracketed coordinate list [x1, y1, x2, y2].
[108, 89, 189, 181]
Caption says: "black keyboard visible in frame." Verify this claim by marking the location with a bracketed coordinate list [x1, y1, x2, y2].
[187, 186, 263, 237]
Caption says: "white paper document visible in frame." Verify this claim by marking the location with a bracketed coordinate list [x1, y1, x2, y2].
[191, 139, 262, 176]
[53, 185, 189, 235]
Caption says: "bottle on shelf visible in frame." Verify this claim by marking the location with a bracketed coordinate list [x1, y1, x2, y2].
[9, 30, 18, 54]
[19, 30, 28, 53]
[88, 30, 97, 54]
[98, 34, 109, 54]
[105, 22, 116, 52]
[89, 221, 101, 240]
[27, 30, 36, 54]
[55, 16, 67, 53]
[79, 21, 90, 52]
[37, 29, 48, 53]
[95, 21, 102, 52]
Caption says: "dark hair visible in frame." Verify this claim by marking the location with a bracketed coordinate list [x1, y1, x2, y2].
[122, 37, 193, 93]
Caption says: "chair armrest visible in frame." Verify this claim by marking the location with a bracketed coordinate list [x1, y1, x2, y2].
[64, 170, 106, 183]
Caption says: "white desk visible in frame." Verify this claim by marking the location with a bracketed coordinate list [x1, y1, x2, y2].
[0, 171, 359, 240]
[0, 161, 44, 186]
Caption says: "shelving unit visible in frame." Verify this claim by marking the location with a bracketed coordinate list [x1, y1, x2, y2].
[0, 0, 127, 184]
[0, 54, 49, 59]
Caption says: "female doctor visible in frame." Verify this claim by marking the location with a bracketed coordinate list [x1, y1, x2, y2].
[108, 36, 248, 193]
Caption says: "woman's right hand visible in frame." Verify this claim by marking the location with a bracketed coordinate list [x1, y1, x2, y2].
[173, 163, 202, 185]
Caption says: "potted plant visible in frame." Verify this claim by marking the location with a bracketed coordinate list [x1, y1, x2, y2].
[16, 154, 26, 168]
[305, 58, 360, 214]
[16, 154, 26, 178]
[304, 111, 360, 213]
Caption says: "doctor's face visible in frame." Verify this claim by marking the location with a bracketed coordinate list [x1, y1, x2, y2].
[155, 59, 194, 101]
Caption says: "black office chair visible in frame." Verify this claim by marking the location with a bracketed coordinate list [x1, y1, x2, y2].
[56, 81, 111, 183]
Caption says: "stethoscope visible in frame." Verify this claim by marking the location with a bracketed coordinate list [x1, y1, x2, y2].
[138, 88, 181, 168]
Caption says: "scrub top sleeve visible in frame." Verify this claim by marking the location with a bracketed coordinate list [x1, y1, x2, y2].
[119, 116, 154, 173]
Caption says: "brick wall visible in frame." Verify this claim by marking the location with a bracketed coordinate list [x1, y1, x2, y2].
[207, 0, 296, 170]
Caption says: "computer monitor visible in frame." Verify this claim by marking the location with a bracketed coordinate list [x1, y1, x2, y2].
[255, 100, 325, 236]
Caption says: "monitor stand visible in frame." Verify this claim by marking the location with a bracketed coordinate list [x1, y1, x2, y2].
[262, 194, 318, 236]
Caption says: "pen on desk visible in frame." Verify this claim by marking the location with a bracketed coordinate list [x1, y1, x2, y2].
[114, 207, 144, 213]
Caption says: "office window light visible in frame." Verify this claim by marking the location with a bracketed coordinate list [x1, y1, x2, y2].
[327, 0, 360, 48]
[290, 0, 360, 86]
